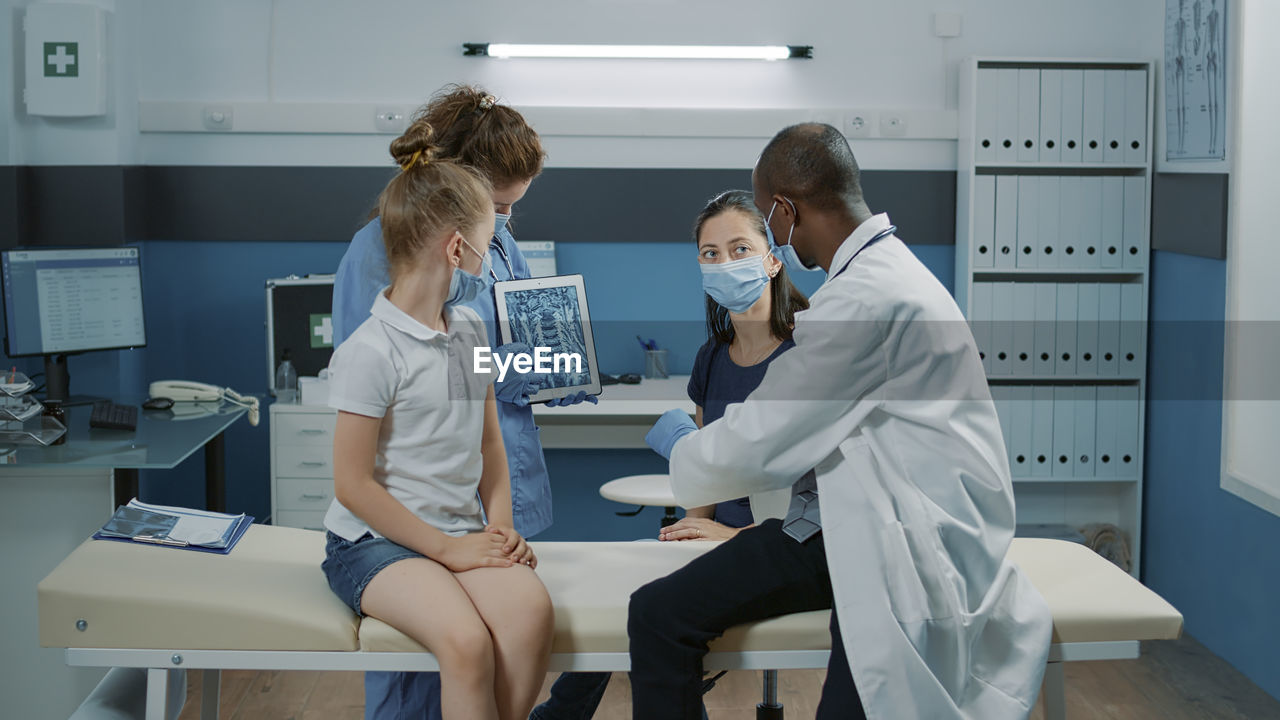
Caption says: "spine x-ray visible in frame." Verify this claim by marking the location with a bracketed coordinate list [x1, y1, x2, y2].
[503, 286, 592, 391]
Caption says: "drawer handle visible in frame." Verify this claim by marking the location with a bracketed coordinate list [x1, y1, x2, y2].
[300, 493, 329, 500]
[299, 461, 327, 468]
[298, 429, 328, 435]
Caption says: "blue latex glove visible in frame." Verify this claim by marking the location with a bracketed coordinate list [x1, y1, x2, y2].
[645, 408, 697, 460]
[492, 343, 533, 407]
[545, 390, 599, 407]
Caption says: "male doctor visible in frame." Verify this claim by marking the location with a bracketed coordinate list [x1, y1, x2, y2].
[631, 124, 1053, 719]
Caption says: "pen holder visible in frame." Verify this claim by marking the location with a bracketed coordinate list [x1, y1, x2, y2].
[644, 349, 669, 379]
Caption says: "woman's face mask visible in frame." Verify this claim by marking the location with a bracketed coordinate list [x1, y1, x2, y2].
[696, 211, 778, 314]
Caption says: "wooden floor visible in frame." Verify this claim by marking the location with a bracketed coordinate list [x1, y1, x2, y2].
[176, 636, 1280, 720]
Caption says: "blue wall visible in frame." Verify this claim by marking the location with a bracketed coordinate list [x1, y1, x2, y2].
[1143, 249, 1280, 701]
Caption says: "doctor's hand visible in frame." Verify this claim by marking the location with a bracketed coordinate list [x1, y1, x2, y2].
[659, 517, 745, 542]
[439, 532, 514, 572]
[545, 390, 599, 407]
[645, 408, 697, 460]
[493, 343, 534, 407]
[487, 525, 537, 568]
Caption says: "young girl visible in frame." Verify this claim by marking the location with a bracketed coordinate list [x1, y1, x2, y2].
[321, 119, 554, 720]
[659, 189, 810, 542]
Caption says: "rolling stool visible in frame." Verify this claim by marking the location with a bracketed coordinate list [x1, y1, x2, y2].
[598, 473, 787, 719]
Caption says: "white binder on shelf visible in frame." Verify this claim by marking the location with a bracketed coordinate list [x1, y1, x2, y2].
[1039, 69, 1062, 163]
[995, 176, 1018, 268]
[1060, 69, 1084, 163]
[1122, 176, 1147, 269]
[1010, 386, 1034, 476]
[1053, 386, 1076, 477]
[1103, 70, 1127, 163]
[1082, 69, 1106, 162]
[1079, 177, 1103, 268]
[1076, 283, 1100, 376]
[1120, 282, 1145, 375]
[1018, 69, 1041, 162]
[1073, 385, 1097, 477]
[997, 69, 1020, 163]
[991, 282, 1014, 375]
[972, 282, 993, 373]
[976, 68, 999, 164]
[1038, 176, 1061, 269]
[1013, 282, 1037, 377]
[973, 175, 996, 268]
[1124, 69, 1148, 164]
[1031, 386, 1055, 477]
[1116, 385, 1140, 477]
[1100, 176, 1124, 268]
[1058, 176, 1081, 266]
[1016, 176, 1039, 267]
[1056, 283, 1078, 376]
[1034, 283, 1058, 376]
[1098, 283, 1122, 376]
[1094, 385, 1118, 477]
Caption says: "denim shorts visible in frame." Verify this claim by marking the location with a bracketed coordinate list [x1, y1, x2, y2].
[322, 531, 424, 616]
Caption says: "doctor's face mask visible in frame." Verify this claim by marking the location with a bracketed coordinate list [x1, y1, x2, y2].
[766, 198, 820, 274]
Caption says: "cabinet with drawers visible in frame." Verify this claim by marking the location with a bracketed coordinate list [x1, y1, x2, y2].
[269, 403, 339, 530]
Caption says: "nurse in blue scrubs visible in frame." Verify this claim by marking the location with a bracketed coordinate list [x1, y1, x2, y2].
[331, 84, 596, 720]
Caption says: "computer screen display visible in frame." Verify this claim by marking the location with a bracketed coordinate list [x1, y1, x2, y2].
[1, 247, 146, 357]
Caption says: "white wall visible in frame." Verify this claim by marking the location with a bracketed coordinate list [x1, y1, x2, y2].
[11, 0, 1165, 169]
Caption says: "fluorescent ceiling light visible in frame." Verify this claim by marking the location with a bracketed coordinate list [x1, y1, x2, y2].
[463, 43, 813, 60]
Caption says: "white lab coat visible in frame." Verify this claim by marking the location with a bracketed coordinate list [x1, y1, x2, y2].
[669, 214, 1053, 720]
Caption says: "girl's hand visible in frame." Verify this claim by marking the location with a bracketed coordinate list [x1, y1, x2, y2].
[659, 517, 742, 542]
[439, 532, 512, 572]
[487, 525, 536, 568]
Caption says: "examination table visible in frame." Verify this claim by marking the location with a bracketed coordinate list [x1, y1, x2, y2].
[39, 524, 1182, 720]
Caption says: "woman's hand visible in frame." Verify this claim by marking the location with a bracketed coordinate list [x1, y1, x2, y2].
[439, 531, 513, 572]
[487, 525, 537, 568]
[658, 517, 743, 542]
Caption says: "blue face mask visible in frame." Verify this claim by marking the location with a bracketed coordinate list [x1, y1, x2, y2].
[444, 237, 494, 307]
[700, 255, 771, 314]
[494, 212, 511, 236]
[766, 199, 819, 274]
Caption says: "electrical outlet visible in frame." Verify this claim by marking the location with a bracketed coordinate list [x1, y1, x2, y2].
[202, 105, 233, 131]
[880, 113, 907, 138]
[845, 111, 874, 138]
[374, 106, 407, 133]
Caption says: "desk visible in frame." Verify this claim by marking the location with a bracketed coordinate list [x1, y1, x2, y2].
[532, 375, 695, 449]
[0, 401, 248, 720]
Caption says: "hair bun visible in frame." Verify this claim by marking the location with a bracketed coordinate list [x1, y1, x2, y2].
[390, 118, 438, 169]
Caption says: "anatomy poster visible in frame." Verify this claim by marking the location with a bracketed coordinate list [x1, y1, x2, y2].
[1165, 0, 1227, 161]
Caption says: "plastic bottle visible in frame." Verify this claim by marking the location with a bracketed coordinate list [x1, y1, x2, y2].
[275, 349, 298, 403]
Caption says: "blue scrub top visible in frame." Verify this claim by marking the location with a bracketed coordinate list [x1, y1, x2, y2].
[332, 217, 553, 538]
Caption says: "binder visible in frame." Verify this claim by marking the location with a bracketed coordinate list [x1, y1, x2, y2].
[1103, 70, 1127, 163]
[1098, 283, 1122, 376]
[1078, 177, 1103, 268]
[1039, 69, 1062, 163]
[1058, 176, 1081, 266]
[1034, 283, 1058, 376]
[991, 385, 1012, 464]
[1094, 385, 1118, 477]
[1013, 283, 1037, 376]
[1037, 176, 1061, 268]
[995, 176, 1018, 268]
[1053, 386, 1075, 477]
[1016, 176, 1039, 267]
[972, 282, 993, 373]
[1124, 69, 1148, 164]
[1100, 176, 1124, 268]
[1010, 386, 1035, 477]
[1116, 385, 1140, 477]
[1122, 176, 1147, 269]
[1018, 69, 1041, 162]
[1076, 283, 1100, 376]
[1120, 282, 1145, 376]
[973, 175, 996, 268]
[997, 69, 1020, 163]
[1082, 69, 1106, 162]
[1073, 385, 1097, 477]
[991, 282, 1014, 375]
[1056, 283, 1078, 376]
[976, 68, 999, 163]
[1060, 69, 1084, 163]
[1031, 386, 1055, 477]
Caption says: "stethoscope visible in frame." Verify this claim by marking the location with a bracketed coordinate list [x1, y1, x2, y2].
[830, 225, 897, 280]
[487, 236, 516, 281]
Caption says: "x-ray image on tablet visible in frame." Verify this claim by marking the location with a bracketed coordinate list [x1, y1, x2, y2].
[494, 274, 602, 404]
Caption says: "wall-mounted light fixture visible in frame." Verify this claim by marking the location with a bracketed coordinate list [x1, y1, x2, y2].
[463, 43, 813, 61]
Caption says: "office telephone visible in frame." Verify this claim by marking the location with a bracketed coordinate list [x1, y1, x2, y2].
[148, 380, 260, 426]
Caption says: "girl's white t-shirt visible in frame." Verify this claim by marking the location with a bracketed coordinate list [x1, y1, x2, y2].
[323, 291, 494, 542]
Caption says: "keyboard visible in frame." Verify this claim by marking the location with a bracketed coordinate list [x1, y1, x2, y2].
[90, 401, 138, 431]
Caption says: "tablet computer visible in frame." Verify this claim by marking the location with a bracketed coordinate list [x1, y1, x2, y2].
[493, 274, 602, 404]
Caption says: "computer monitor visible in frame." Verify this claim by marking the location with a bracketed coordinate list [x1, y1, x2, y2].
[1, 246, 146, 405]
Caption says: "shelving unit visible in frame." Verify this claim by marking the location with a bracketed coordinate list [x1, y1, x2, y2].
[957, 57, 1154, 576]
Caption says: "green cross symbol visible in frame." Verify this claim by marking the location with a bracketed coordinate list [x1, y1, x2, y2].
[44, 42, 79, 77]
[310, 314, 333, 349]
